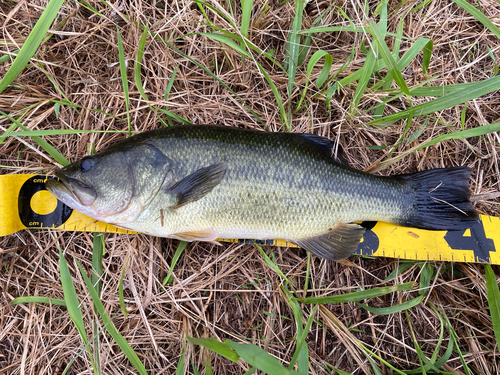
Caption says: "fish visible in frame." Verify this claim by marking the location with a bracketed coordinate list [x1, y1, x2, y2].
[46, 125, 478, 260]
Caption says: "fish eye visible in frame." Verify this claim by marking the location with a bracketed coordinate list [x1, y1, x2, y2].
[80, 158, 95, 172]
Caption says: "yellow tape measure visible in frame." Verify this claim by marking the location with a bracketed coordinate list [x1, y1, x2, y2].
[1, 174, 499, 264]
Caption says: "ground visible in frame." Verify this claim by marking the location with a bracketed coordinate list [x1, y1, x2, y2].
[1, 0, 500, 374]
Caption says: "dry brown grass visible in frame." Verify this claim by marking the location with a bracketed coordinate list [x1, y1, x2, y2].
[1, 0, 500, 374]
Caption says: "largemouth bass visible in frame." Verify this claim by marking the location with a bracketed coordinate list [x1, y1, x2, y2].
[46, 125, 477, 260]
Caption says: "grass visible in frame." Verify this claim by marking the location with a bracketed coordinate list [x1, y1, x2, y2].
[1, 0, 500, 374]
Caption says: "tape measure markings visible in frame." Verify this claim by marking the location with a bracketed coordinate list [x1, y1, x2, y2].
[1, 174, 499, 264]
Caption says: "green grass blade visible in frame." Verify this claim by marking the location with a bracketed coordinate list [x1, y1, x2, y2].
[422, 39, 432, 75]
[295, 50, 332, 110]
[193, 0, 238, 29]
[205, 357, 213, 375]
[406, 310, 429, 374]
[342, 37, 432, 91]
[316, 55, 332, 88]
[163, 241, 188, 285]
[283, 293, 308, 374]
[367, 355, 384, 375]
[116, 28, 131, 136]
[393, 13, 404, 59]
[406, 81, 475, 97]
[487, 46, 499, 75]
[451, 0, 500, 40]
[350, 45, 377, 115]
[242, 367, 257, 375]
[255, 244, 296, 292]
[411, 0, 433, 13]
[0, 128, 127, 140]
[54, 102, 61, 118]
[92, 234, 104, 371]
[164, 67, 178, 101]
[59, 249, 97, 371]
[134, 24, 149, 102]
[92, 234, 104, 295]
[118, 265, 128, 317]
[195, 0, 213, 28]
[176, 345, 185, 375]
[288, 305, 317, 372]
[485, 264, 500, 347]
[77, 0, 108, 19]
[377, 122, 500, 169]
[0, 0, 65, 94]
[384, 262, 415, 281]
[416, 122, 500, 150]
[0, 49, 19, 64]
[59, 250, 86, 337]
[0, 112, 69, 166]
[297, 282, 416, 304]
[419, 263, 433, 295]
[47, 99, 124, 120]
[255, 61, 288, 129]
[156, 107, 190, 124]
[75, 260, 148, 375]
[367, 20, 410, 97]
[197, 24, 282, 66]
[297, 34, 312, 67]
[201, 33, 251, 57]
[41, 69, 82, 117]
[187, 337, 239, 362]
[133, 25, 184, 126]
[10, 296, 66, 306]
[372, 7, 407, 116]
[303, 253, 311, 295]
[326, 365, 354, 375]
[225, 0, 234, 18]
[227, 341, 301, 374]
[434, 304, 472, 375]
[376, 0, 388, 33]
[357, 294, 426, 315]
[240, 0, 253, 39]
[191, 360, 202, 375]
[368, 75, 500, 124]
[299, 25, 365, 34]
[285, 0, 305, 98]
[413, 306, 453, 372]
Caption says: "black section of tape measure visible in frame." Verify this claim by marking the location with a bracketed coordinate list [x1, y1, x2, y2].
[355, 221, 379, 256]
[444, 220, 495, 263]
[18, 175, 73, 228]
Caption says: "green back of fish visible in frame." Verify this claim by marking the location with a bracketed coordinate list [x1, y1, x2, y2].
[120, 126, 405, 239]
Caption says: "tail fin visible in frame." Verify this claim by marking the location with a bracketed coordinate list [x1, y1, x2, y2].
[398, 167, 478, 230]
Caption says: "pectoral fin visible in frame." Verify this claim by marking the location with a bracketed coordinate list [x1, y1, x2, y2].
[292, 223, 365, 260]
[167, 164, 226, 209]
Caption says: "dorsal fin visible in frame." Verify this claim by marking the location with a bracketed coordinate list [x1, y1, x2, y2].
[296, 133, 349, 166]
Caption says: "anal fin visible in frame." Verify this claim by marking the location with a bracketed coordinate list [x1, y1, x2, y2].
[292, 223, 365, 261]
[171, 229, 220, 243]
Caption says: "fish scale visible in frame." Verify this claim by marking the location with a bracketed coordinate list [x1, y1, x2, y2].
[46, 125, 478, 260]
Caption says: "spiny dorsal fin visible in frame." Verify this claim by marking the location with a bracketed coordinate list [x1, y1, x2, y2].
[167, 164, 226, 209]
[292, 223, 365, 260]
[295, 133, 349, 166]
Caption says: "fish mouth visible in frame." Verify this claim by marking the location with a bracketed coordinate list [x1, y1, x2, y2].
[46, 173, 97, 208]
